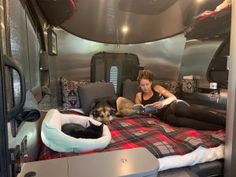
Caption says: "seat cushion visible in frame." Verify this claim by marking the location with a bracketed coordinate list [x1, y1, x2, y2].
[78, 82, 116, 115]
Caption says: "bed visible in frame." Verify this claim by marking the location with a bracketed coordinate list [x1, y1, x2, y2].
[42, 80, 225, 176]
[39, 113, 224, 173]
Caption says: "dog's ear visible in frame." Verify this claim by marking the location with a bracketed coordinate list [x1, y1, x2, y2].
[91, 109, 99, 117]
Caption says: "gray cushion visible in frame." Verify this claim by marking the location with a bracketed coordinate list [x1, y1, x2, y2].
[122, 80, 139, 102]
[78, 82, 116, 115]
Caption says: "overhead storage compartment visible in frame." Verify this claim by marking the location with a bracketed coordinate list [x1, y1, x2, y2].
[36, 0, 77, 26]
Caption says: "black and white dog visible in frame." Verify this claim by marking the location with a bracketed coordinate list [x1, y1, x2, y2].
[89, 97, 117, 124]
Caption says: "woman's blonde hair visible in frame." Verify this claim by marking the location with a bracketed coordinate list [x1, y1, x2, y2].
[137, 69, 154, 83]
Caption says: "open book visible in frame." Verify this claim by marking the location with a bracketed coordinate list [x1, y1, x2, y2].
[133, 104, 158, 114]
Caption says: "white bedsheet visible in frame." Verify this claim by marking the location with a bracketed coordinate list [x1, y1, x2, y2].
[158, 144, 224, 171]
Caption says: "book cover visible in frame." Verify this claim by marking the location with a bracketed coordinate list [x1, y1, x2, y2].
[133, 104, 158, 114]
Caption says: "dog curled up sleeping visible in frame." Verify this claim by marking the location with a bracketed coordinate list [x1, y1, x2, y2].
[89, 97, 117, 124]
[116, 97, 135, 116]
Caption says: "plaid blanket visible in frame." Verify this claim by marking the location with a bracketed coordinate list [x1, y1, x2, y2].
[39, 116, 225, 160]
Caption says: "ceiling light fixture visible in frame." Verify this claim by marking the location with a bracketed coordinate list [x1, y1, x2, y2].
[196, 0, 204, 3]
[121, 25, 129, 34]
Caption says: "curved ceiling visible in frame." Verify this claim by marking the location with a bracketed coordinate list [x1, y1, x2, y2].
[37, 0, 223, 44]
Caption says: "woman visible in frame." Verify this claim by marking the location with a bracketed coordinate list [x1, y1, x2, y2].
[135, 69, 225, 130]
[135, 69, 176, 116]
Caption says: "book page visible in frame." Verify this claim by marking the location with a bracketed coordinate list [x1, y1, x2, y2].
[133, 104, 144, 114]
[133, 104, 159, 114]
[144, 104, 157, 114]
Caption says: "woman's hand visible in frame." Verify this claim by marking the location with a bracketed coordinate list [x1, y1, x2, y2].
[153, 101, 165, 109]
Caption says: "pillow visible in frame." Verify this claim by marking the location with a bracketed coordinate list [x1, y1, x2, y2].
[78, 82, 116, 115]
[60, 77, 89, 109]
[156, 80, 180, 94]
[122, 79, 139, 102]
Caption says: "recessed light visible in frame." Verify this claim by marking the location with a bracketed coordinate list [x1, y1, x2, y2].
[121, 25, 129, 34]
[196, 0, 204, 3]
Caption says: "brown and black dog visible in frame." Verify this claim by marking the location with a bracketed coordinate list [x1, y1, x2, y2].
[89, 97, 117, 124]
[89, 97, 136, 124]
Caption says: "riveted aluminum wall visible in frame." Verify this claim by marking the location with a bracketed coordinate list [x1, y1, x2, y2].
[8, 0, 40, 90]
[55, 29, 186, 82]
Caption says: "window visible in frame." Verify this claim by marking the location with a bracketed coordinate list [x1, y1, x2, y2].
[109, 66, 118, 93]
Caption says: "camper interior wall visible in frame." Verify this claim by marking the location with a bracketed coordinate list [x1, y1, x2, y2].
[0, 0, 233, 176]
[8, 0, 41, 91]
[225, 0, 236, 176]
[179, 39, 222, 88]
[5, 0, 44, 164]
[55, 29, 186, 82]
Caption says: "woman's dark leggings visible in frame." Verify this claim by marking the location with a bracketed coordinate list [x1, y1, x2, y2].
[159, 101, 226, 131]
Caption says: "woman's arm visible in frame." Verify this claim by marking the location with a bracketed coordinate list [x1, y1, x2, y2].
[134, 92, 142, 104]
[153, 85, 177, 109]
[215, 0, 231, 12]
[198, 0, 231, 18]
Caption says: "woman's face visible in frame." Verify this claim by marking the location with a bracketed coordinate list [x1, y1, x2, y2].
[139, 79, 152, 93]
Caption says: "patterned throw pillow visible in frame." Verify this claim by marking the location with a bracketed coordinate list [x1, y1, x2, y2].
[60, 77, 89, 109]
[157, 81, 180, 94]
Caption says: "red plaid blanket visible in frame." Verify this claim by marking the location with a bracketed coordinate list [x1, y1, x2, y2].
[39, 116, 225, 160]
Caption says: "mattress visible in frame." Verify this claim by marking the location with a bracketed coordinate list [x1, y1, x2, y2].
[39, 116, 225, 172]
